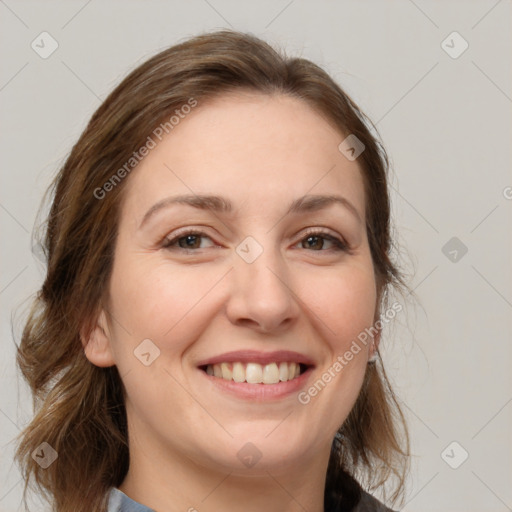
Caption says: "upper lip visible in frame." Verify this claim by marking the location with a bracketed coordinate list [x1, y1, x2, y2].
[196, 350, 316, 367]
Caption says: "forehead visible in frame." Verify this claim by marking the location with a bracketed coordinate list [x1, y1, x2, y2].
[120, 91, 366, 222]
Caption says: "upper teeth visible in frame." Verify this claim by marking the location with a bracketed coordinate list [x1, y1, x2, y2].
[205, 362, 301, 384]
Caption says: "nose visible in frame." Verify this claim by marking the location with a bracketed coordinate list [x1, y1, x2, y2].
[225, 244, 299, 334]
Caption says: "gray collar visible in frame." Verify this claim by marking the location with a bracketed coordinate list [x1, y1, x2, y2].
[107, 487, 155, 512]
[107, 486, 397, 512]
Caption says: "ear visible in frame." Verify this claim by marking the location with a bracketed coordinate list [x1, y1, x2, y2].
[81, 310, 116, 367]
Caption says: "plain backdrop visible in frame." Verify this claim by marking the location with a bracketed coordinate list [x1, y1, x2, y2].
[1, 1, 511, 511]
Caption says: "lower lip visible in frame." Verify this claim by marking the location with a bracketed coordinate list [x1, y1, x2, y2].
[198, 367, 314, 401]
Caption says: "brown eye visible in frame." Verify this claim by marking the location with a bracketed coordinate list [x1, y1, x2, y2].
[299, 231, 347, 252]
[178, 234, 202, 249]
[302, 235, 326, 250]
[163, 231, 215, 250]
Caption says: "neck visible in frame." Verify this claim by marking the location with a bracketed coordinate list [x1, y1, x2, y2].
[118, 427, 331, 512]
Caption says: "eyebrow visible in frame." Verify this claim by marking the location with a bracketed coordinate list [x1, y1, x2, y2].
[139, 193, 362, 228]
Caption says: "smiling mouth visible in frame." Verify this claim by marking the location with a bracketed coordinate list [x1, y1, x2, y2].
[199, 361, 311, 384]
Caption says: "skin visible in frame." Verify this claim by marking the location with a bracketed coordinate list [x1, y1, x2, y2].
[83, 91, 380, 512]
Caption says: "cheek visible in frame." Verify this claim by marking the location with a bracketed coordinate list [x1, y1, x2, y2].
[299, 261, 377, 349]
[107, 252, 224, 358]
[290, 262, 376, 434]
[105, 256, 225, 417]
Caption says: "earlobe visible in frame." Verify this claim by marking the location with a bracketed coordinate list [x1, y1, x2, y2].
[368, 309, 382, 362]
[368, 331, 380, 363]
[81, 310, 116, 367]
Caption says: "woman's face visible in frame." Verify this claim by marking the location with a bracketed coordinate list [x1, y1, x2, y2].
[86, 91, 378, 476]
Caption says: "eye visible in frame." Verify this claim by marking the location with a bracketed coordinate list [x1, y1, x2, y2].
[162, 230, 215, 250]
[161, 228, 349, 253]
[297, 229, 348, 252]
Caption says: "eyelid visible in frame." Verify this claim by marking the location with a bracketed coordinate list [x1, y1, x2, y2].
[300, 226, 343, 241]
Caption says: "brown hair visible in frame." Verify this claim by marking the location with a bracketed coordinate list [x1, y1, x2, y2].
[14, 29, 409, 512]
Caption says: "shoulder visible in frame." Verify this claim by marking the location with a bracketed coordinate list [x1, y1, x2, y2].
[352, 490, 398, 512]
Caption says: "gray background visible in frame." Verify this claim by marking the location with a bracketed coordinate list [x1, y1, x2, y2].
[1, 1, 511, 511]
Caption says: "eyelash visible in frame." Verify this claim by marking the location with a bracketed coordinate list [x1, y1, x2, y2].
[162, 228, 349, 253]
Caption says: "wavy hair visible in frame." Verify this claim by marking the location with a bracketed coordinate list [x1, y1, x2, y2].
[14, 29, 409, 512]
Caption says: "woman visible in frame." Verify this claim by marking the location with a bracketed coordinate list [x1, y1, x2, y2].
[15, 30, 409, 512]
